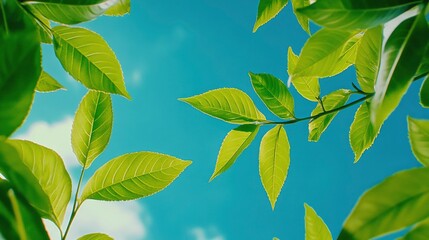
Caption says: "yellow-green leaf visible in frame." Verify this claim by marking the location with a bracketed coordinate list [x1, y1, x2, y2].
[36, 71, 65, 93]
[250, 72, 294, 119]
[105, 0, 130, 16]
[53, 26, 130, 98]
[72, 91, 113, 169]
[287, 47, 320, 102]
[420, 76, 429, 108]
[291, 0, 310, 34]
[309, 89, 351, 142]
[80, 152, 191, 202]
[210, 125, 259, 181]
[180, 88, 266, 124]
[399, 217, 429, 240]
[304, 203, 332, 240]
[77, 233, 113, 240]
[408, 117, 429, 166]
[259, 125, 290, 210]
[253, 0, 288, 32]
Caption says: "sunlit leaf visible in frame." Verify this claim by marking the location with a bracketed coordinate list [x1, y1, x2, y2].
[23, 0, 119, 24]
[253, 0, 288, 32]
[420, 76, 429, 108]
[77, 233, 114, 240]
[399, 217, 429, 240]
[349, 102, 380, 162]
[291, 0, 310, 34]
[32, 12, 52, 44]
[309, 89, 351, 142]
[297, 0, 421, 29]
[287, 47, 320, 102]
[72, 91, 113, 169]
[249, 72, 294, 119]
[259, 125, 290, 210]
[105, 0, 130, 16]
[408, 117, 429, 166]
[339, 167, 429, 240]
[180, 88, 266, 124]
[210, 125, 259, 181]
[0, 181, 49, 240]
[36, 71, 65, 92]
[7, 140, 72, 226]
[355, 26, 382, 93]
[292, 29, 360, 78]
[371, 13, 429, 129]
[80, 152, 191, 202]
[304, 203, 332, 240]
[53, 26, 130, 98]
[0, 0, 40, 137]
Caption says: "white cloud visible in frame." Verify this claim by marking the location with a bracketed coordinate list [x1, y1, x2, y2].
[14, 116, 78, 170]
[189, 227, 225, 240]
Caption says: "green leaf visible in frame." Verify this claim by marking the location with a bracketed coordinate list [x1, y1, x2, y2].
[355, 26, 383, 94]
[399, 217, 429, 240]
[7, 140, 72, 226]
[32, 12, 52, 44]
[23, 0, 119, 24]
[253, 0, 288, 32]
[105, 0, 130, 16]
[304, 203, 332, 240]
[36, 71, 65, 92]
[80, 152, 191, 202]
[291, 0, 310, 34]
[249, 72, 294, 119]
[292, 29, 360, 78]
[420, 76, 429, 108]
[339, 167, 429, 240]
[349, 102, 380, 162]
[259, 125, 290, 210]
[0, 181, 50, 240]
[72, 91, 113, 169]
[53, 26, 130, 98]
[287, 47, 320, 102]
[309, 89, 351, 142]
[273, 238, 280, 240]
[0, 0, 40, 137]
[416, 46, 429, 78]
[77, 233, 114, 240]
[371, 13, 429, 129]
[180, 88, 266, 124]
[297, 0, 421, 30]
[210, 125, 259, 181]
[0, 141, 51, 223]
[408, 117, 429, 166]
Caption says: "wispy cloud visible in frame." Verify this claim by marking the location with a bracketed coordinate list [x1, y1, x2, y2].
[189, 226, 225, 240]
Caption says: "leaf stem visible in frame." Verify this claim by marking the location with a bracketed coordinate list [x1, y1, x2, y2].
[0, 2, 9, 35]
[62, 166, 85, 240]
[261, 94, 374, 125]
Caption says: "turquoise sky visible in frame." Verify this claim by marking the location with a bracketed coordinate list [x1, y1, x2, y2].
[16, 1, 429, 239]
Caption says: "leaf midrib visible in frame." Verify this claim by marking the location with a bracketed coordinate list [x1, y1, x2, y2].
[82, 93, 100, 167]
[256, 79, 294, 118]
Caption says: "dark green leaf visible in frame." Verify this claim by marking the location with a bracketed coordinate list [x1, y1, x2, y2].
[408, 117, 429, 166]
[253, 0, 288, 32]
[36, 71, 65, 92]
[420, 76, 429, 108]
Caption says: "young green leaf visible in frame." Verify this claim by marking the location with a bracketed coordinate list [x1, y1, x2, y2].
[36, 71, 65, 93]
[304, 203, 332, 240]
[291, 0, 310, 34]
[249, 72, 294, 119]
[398, 217, 429, 240]
[105, 0, 131, 16]
[23, 0, 119, 24]
[371, 13, 429, 129]
[253, 0, 288, 32]
[259, 125, 290, 210]
[420, 76, 429, 108]
[72, 91, 113, 169]
[355, 26, 383, 93]
[416, 46, 429, 78]
[80, 152, 191, 202]
[349, 102, 381, 162]
[309, 89, 351, 142]
[287, 47, 320, 102]
[297, 0, 420, 30]
[339, 167, 429, 240]
[53, 26, 130, 99]
[33, 12, 52, 44]
[7, 140, 72, 226]
[77, 233, 114, 240]
[180, 88, 266, 124]
[408, 117, 429, 166]
[0, 0, 40, 137]
[210, 125, 259, 181]
[292, 29, 360, 78]
[0, 181, 50, 240]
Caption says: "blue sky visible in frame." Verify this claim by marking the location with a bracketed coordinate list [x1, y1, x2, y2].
[15, 1, 429, 239]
